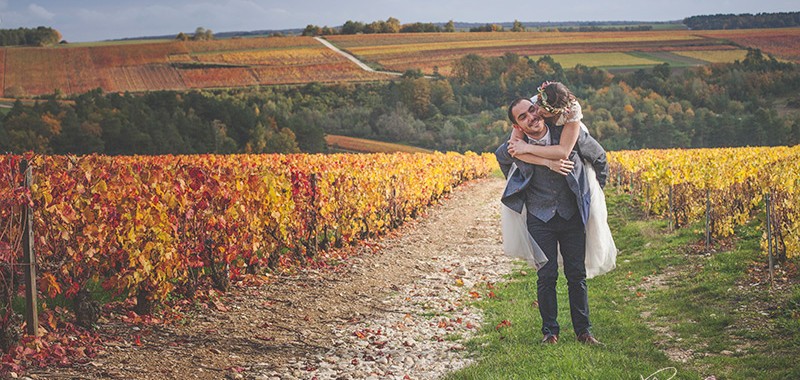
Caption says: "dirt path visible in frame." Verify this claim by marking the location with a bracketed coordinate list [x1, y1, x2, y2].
[313, 37, 434, 79]
[32, 177, 514, 380]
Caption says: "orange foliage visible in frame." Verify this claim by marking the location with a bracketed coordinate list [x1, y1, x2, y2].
[0, 152, 496, 309]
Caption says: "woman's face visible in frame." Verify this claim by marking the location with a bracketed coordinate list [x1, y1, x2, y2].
[537, 108, 555, 119]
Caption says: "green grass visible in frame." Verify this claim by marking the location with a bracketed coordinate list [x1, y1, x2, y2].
[529, 52, 663, 69]
[446, 191, 800, 379]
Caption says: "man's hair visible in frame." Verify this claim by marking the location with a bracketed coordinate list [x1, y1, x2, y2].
[507, 97, 529, 125]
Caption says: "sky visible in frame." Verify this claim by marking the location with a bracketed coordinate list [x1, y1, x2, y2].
[0, 0, 798, 42]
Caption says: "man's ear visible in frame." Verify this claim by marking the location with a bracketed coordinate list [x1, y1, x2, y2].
[511, 123, 521, 131]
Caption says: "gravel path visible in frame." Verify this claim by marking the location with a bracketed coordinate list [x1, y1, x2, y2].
[254, 176, 515, 380]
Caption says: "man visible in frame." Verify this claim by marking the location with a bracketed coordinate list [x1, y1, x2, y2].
[495, 97, 607, 345]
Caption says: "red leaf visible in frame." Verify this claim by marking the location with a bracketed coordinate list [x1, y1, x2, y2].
[495, 319, 511, 331]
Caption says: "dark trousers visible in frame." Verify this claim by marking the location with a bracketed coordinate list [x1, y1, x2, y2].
[527, 213, 591, 336]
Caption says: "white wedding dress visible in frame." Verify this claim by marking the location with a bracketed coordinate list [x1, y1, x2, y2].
[500, 163, 549, 270]
[582, 162, 617, 278]
[500, 161, 617, 278]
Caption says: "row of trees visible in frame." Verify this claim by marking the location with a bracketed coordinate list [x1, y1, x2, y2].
[176, 27, 214, 41]
[2, 49, 798, 155]
[0, 27, 61, 46]
[684, 11, 800, 30]
[303, 19, 536, 36]
[303, 18, 454, 36]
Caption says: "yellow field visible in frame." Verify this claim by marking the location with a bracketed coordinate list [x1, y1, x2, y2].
[530, 52, 664, 68]
[188, 46, 343, 66]
[325, 135, 433, 153]
[672, 49, 749, 63]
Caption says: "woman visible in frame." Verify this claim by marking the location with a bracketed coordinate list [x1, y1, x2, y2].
[502, 81, 616, 278]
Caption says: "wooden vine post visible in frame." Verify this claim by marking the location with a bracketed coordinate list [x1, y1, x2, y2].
[765, 192, 775, 286]
[20, 159, 38, 336]
[704, 187, 711, 249]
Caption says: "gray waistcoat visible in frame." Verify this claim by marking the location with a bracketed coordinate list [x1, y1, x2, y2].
[525, 164, 578, 223]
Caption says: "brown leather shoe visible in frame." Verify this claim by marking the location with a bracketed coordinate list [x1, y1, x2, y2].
[541, 334, 558, 344]
[577, 332, 602, 345]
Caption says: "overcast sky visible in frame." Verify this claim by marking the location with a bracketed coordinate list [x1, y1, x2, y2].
[1, 0, 797, 42]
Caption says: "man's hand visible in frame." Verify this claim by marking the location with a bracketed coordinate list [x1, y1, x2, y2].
[506, 138, 530, 157]
[547, 159, 574, 175]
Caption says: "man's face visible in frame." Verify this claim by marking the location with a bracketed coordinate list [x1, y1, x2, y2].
[511, 100, 546, 138]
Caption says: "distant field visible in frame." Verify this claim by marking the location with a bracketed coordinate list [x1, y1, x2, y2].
[325, 135, 433, 153]
[326, 28, 800, 76]
[2, 27, 798, 96]
[673, 49, 749, 63]
[694, 28, 800, 62]
[529, 52, 663, 69]
[0, 36, 393, 96]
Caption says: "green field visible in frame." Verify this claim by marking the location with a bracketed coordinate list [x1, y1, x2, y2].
[673, 49, 749, 63]
[446, 192, 800, 380]
[529, 52, 663, 69]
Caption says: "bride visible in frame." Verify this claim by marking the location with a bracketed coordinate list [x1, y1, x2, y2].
[500, 81, 616, 278]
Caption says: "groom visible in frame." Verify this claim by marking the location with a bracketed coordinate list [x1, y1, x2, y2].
[495, 97, 607, 345]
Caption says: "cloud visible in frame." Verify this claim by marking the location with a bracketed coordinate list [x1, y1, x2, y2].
[28, 3, 55, 20]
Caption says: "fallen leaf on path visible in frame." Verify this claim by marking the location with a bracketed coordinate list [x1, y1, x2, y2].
[212, 299, 229, 312]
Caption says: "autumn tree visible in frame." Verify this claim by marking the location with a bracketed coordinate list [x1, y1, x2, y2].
[341, 20, 365, 34]
[302, 25, 322, 36]
[399, 76, 432, 119]
[452, 54, 490, 84]
[192, 27, 214, 41]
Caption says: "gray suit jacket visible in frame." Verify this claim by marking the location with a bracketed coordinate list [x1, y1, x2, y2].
[495, 125, 608, 226]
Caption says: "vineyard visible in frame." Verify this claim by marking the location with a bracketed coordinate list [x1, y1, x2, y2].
[0, 36, 392, 97]
[608, 146, 800, 261]
[0, 152, 494, 339]
[2, 28, 799, 96]
[326, 28, 800, 75]
[694, 28, 800, 62]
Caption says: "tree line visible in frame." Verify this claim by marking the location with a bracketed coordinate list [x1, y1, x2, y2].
[684, 11, 800, 30]
[1, 48, 798, 155]
[303, 17, 454, 36]
[0, 27, 62, 46]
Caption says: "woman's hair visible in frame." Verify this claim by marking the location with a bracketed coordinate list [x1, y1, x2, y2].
[536, 81, 576, 114]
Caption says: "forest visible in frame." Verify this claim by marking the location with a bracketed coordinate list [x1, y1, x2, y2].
[684, 11, 800, 29]
[1, 48, 798, 156]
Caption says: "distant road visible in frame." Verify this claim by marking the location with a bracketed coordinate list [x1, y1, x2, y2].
[314, 37, 433, 79]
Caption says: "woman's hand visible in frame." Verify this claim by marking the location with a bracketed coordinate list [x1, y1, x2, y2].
[506, 139, 522, 157]
[547, 159, 574, 175]
[507, 138, 531, 157]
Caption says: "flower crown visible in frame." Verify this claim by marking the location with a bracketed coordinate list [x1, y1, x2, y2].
[535, 81, 571, 115]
